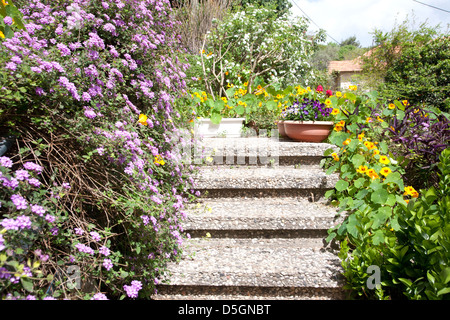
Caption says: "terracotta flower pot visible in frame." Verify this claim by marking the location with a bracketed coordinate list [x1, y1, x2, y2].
[276, 120, 288, 138]
[283, 121, 333, 143]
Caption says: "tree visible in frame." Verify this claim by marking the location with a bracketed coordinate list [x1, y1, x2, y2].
[195, 5, 324, 99]
[360, 16, 450, 110]
[233, 0, 292, 14]
[383, 36, 450, 111]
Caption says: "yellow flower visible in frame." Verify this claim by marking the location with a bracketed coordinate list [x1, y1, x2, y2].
[343, 138, 351, 146]
[373, 149, 380, 156]
[379, 155, 390, 165]
[0, 30, 4, 39]
[364, 141, 376, 150]
[138, 114, 148, 126]
[221, 97, 228, 103]
[367, 169, 379, 180]
[334, 125, 343, 132]
[402, 100, 408, 106]
[358, 133, 365, 141]
[331, 153, 339, 161]
[377, 116, 384, 122]
[331, 108, 340, 115]
[336, 91, 342, 98]
[380, 167, 392, 177]
[404, 186, 419, 198]
[325, 99, 332, 106]
[154, 155, 165, 166]
[244, 82, 248, 87]
[366, 117, 373, 123]
[356, 165, 368, 174]
[349, 85, 357, 91]
[388, 103, 395, 109]
[337, 120, 345, 127]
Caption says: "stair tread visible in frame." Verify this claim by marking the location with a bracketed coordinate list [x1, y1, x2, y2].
[162, 238, 343, 288]
[199, 137, 337, 157]
[194, 166, 338, 189]
[185, 198, 343, 231]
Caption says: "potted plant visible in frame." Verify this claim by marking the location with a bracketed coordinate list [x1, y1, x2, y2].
[279, 86, 334, 142]
[187, 88, 247, 138]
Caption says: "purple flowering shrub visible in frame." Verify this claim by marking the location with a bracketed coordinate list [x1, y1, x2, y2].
[382, 103, 450, 188]
[0, 0, 199, 299]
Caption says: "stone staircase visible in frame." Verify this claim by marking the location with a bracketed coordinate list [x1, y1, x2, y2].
[152, 137, 347, 300]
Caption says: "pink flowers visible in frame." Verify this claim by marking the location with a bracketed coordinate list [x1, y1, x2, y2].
[11, 194, 28, 210]
[103, 258, 113, 271]
[123, 280, 142, 298]
[316, 85, 323, 93]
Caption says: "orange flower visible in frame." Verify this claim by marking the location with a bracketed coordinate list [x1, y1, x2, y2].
[343, 138, 351, 146]
[331, 153, 339, 161]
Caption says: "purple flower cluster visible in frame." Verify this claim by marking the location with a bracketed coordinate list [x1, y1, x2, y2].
[1, 215, 32, 231]
[91, 293, 108, 300]
[282, 98, 333, 122]
[75, 243, 95, 255]
[123, 280, 142, 299]
[0, 0, 198, 299]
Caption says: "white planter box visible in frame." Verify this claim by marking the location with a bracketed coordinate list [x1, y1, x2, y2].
[194, 118, 245, 138]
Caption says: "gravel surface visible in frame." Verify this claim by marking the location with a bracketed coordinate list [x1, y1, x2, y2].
[153, 138, 346, 300]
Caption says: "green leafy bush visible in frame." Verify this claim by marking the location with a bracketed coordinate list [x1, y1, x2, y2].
[324, 88, 449, 299]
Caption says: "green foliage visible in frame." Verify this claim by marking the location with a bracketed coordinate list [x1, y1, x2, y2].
[190, 5, 324, 99]
[382, 37, 450, 112]
[324, 87, 450, 299]
[360, 16, 449, 103]
[392, 148, 450, 299]
[0, 0, 26, 39]
[233, 0, 292, 14]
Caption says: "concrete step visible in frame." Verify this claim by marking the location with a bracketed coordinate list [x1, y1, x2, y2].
[184, 197, 343, 238]
[196, 137, 337, 166]
[153, 238, 345, 300]
[194, 165, 339, 199]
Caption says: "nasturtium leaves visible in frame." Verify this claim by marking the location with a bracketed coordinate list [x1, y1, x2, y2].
[335, 180, 349, 192]
[371, 189, 389, 204]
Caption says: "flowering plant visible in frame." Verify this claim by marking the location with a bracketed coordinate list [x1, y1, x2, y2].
[0, 0, 199, 300]
[280, 85, 334, 121]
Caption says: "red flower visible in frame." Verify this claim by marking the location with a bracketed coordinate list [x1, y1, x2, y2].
[316, 85, 323, 92]
[326, 90, 333, 97]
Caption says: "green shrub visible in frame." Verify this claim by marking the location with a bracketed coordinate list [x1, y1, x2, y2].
[324, 88, 449, 299]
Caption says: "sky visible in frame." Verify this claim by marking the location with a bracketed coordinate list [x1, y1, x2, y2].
[288, 0, 450, 47]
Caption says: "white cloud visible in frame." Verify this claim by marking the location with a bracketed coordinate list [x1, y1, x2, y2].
[289, 0, 450, 47]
